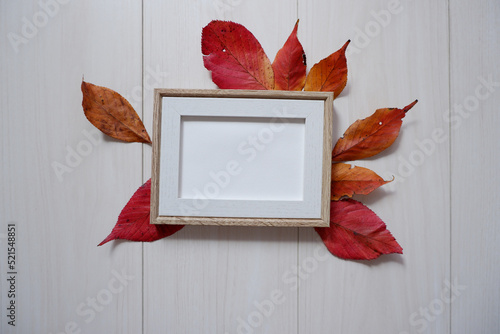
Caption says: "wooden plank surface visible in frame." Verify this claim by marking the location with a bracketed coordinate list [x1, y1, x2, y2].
[1, 0, 499, 333]
[297, 1, 451, 333]
[0, 1, 143, 333]
[450, 0, 500, 333]
[142, 1, 300, 333]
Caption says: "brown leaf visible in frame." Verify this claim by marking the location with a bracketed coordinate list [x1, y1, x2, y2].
[272, 20, 307, 91]
[332, 100, 418, 161]
[304, 40, 350, 97]
[315, 199, 403, 260]
[81, 81, 151, 144]
[331, 163, 392, 200]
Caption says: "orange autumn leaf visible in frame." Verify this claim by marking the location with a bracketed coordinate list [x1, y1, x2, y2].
[332, 100, 418, 161]
[272, 20, 307, 91]
[304, 40, 350, 97]
[331, 163, 392, 200]
[81, 81, 151, 144]
[202, 20, 274, 90]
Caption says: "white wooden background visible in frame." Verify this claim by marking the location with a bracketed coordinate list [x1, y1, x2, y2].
[1, 0, 498, 333]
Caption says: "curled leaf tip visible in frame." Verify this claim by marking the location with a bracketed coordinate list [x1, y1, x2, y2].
[342, 40, 351, 51]
[404, 100, 418, 112]
[97, 239, 108, 247]
[98, 233, 115, 246]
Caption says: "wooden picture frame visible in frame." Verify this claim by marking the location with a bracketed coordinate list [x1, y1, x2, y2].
[151, 89, 333, 227]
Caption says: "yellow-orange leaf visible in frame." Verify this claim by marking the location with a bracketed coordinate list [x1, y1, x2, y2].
[81, 81, 151, 144]
[331, 163, 392, 200]
[332, 100, 418, 161]
[304, 40, 350, 97]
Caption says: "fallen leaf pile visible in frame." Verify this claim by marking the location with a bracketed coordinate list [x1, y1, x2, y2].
[82, 20, 417, 261]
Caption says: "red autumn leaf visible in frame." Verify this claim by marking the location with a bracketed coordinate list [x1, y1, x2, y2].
[272, 20, 307, 91]
[315, 199, 402, 260]
[331, 163, 392, 200]
[332, 100, 418, 161]
[98, 179, 184, 246]
[81, 81, 151, 144]
[202, 20, 274, 90]
[304, 40, 350, 97]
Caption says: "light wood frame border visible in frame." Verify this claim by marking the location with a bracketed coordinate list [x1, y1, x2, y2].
[151, 89, 333, 227]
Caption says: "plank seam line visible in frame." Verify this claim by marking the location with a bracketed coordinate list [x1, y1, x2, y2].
[447, 1, 453, 333]
[141, 0, 145, 333]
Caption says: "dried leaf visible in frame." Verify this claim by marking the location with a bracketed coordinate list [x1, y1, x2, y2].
[332, 100, 418, 161]
[202, 20, 274, 90]
[99, 179, 184, 246]
[81, 81, 151, 144]
[331, 163, 392, 200]
[272, 20, 307, 91]
[315, 199, 402, 260]
[304, 40, 350, 97]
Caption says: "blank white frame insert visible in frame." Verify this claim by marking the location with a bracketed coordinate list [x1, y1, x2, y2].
[178, 116, 306, 201]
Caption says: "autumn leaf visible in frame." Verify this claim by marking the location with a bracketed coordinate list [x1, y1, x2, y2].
[99, 179, 184, 246]
[304, 40, 350, 97]
[272, 20, 307, 91]
[202, 20, 274, 90]
[331, 163, 392, 200]
[81, 81, 151, 144]
[315, 199, 402, 260]
[332, 100, 418, 161]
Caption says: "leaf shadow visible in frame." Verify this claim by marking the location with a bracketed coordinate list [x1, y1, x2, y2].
[169, 225, 300, 244]
[107, 238, 128, 251]
[102, 133, 128, 144]
[352, 186, 395, 206]
[352, 253, 405, 267]
[331, 101, 340, 141]
[156, 225, 405, 266]
[337, 83, 351, 98]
